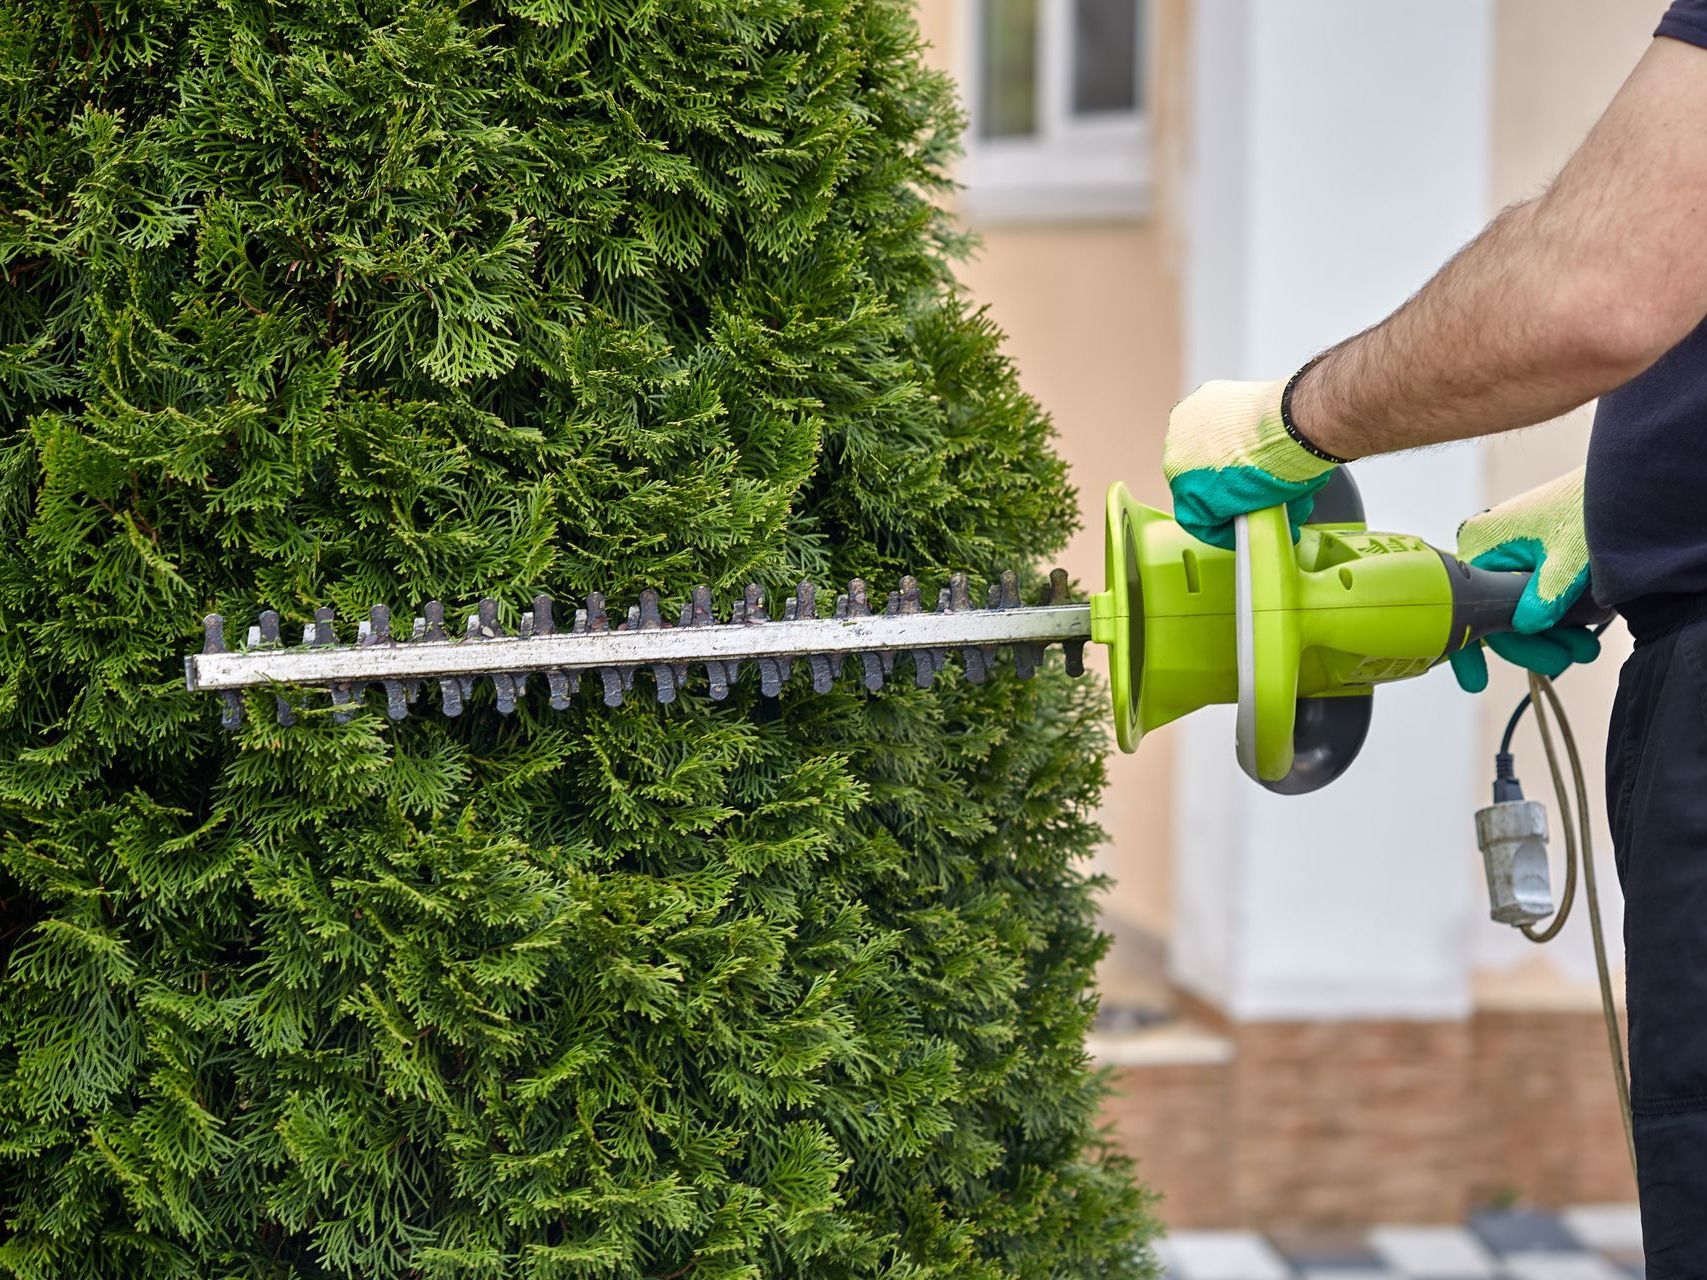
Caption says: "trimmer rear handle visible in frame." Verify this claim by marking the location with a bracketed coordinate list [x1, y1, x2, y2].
[1442, 554, 1612, 654]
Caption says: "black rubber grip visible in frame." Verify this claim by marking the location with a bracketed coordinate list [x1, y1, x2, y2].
[1441, 552, 1612, 653]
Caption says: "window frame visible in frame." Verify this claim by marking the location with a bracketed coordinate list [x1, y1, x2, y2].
[958, 0, 1154, 224]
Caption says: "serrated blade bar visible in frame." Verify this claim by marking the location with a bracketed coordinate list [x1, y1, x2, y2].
[187, 602, 1092, 694]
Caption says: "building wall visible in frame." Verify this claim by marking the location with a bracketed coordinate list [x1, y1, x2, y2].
[920, 0, 1655, 1223]
[1173, 0, 1494, 1022]
[916, 0, 1186, 954]
[1104, 1008, 1635, 1228]
[1471, 0, 1652, 1009]
[923, 0, 1655, 1004]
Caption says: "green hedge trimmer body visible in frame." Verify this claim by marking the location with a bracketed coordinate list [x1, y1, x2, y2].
[186, 472, 1606, 794]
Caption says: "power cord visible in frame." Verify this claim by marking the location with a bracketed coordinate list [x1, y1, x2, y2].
[1490, 658, 1635, 1178]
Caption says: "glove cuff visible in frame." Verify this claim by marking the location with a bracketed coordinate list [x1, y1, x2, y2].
[1280, 358, 1351, 466]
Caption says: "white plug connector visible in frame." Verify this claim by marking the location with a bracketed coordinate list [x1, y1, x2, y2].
[1474, 754, 1553, 927]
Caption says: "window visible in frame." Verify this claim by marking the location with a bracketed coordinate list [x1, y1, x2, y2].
[962, 0, 1151, 222]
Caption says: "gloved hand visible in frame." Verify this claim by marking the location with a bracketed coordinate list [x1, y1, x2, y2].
[1162, 374, 1344, 550]
[1447, 465, 1600, 693]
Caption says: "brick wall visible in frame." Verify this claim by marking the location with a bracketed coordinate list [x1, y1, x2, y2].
[1100, 1007, 1634, 1228]
[1102, 1060, 1236, 1227]
[1467, 1007, 1635, 1209]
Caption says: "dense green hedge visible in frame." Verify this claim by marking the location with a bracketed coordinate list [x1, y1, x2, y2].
[0, 1, 1156, 1275]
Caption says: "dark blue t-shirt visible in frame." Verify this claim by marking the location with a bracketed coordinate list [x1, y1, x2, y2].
[1585, 0, 1707, 608]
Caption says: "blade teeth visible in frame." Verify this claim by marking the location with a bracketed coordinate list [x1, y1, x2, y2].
[685, 586, 730, 700]
[689, 585, 714, 627]
[200, 616, 244, 728]
[600, 667, 625, 707]
[768, 583, 812, 692]
[897, 576, 928, 687]
[882, 589, 902, 683]
[948, 574, 987, 684]
[1045, 567, 1070, 606]
[252, 610, 296, 724]
[737, 583, 771, 695]
[1016, 573, 1064, 677]
[207, 565, 1079, 729]
[635, 589, 675, 704]
[804, 583, 830, 688]
[363, 604, 411, 719]
[309, 608, 362, 721]
[547, 670, 572, 709]
[845, 579, 884, 691]
[1064, 640, 1087, 678]
[948, 574, 971, 612]
[607, 605, 638, 708]
[595, 589, 629, 705]
[809, 654, 834, 693]
[532, 597, 574, 708]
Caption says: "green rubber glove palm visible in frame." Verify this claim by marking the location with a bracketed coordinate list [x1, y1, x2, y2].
[1447, 466, 1600, 693]
[1162, 376, 1341, 549]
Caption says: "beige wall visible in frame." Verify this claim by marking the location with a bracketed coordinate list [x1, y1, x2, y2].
[918, 0, 1654, 989]
[917, 1, 1184, 949]
[955, 227, 1181, 946]
[1473, 0, 1652, 1006]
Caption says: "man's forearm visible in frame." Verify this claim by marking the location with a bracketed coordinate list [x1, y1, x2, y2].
[1290, 37, 1707, 462]
[1289, 199, 1644, 460]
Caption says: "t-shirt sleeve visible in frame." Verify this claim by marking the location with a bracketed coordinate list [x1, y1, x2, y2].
[1658, 0, 1707, 48]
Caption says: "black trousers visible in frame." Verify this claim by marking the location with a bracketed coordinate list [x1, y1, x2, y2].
[1607, 596, 1707, 1276]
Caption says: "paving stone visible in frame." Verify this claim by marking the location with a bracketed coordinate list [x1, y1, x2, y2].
[1559, 1205, 1643, 1253]
[1154, 1230, 1291, 1280]
[1268, 1226, 1383, 1268]
[1469, 1208, 1583, 1255]
[1590, 1246, 1646, 1279]
[1499, 1253, 1629, 1280]
[1369, 1226, 1498, 1277]
[1148, 1207, 1643, 1280]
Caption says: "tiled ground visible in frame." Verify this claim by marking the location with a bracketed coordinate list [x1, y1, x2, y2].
[1155, 1206, 1643, 1280]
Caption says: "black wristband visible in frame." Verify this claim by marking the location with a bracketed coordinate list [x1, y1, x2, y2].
[1280, 359, 1351, 466]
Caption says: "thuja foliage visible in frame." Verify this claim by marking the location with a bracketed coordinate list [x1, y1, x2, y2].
[0, 1, 1156, 1275]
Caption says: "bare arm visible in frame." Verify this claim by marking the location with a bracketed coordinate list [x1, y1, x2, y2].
[1292, 36, 1707, 461]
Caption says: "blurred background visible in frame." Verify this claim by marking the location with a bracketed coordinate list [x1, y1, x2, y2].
[916, 0, 1649, 1235]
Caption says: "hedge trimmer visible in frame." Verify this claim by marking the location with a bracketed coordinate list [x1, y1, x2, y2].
[185, 471, 1606, 795]
[185, 467, 1633, 1171]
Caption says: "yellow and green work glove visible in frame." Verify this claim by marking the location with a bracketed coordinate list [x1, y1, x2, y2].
[1447, 466, 1599, 693]
[1162, 375, 1343, 549]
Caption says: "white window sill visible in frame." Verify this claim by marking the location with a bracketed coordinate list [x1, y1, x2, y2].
[957, 178, 1154, 225]
[957, 116, 1154, 227]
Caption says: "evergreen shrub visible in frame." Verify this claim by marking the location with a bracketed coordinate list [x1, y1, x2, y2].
[0, 1, 1158, 1274]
